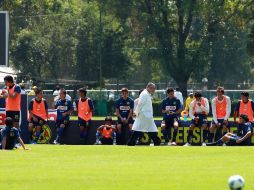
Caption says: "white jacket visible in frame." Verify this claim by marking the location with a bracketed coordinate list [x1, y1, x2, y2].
[134, 89, 153, 119]
[133, 89, 157, 132]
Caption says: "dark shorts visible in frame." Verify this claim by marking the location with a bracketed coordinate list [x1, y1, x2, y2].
[211, 119, 228, 126]
[29, 115, 46, 127]
[78, 117, 91, 127]
[227, 134, 251, 146]
[191, 114, 208, 127]
[164, 117, 179, 129]
[100, 137, 113, 145]
[6, 111, 20, 123]
[117, 117, 134, 126]
[56, 119, 69, 128]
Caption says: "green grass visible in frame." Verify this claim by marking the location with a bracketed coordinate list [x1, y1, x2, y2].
[0, 145, 253, 190]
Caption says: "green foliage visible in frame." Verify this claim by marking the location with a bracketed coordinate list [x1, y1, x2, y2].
[1, 0, 254, 92]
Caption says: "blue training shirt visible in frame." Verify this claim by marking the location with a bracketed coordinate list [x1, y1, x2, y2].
[114, 97, 134, 119]
[55, 99, 73, 120]
[1, 126, 20, 150]
[237, 122, 253, 138]
[161, 97, 181, 119]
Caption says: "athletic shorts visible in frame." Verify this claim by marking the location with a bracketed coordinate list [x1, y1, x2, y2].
[211, 119, 228, 126]
[56, 119, 69, 128]
[29, 115, 46, 127]
[228, 134, 251, 146]
[164, 117, 179, 129]
[6, 111, 20, 123]
[117, 117, 134, 126]
[191, 114, 208, 127]
[100, 137, 113, 145]
[78, 117, 91, 127]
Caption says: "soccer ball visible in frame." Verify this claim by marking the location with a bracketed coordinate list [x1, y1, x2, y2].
[228, 175, 245, 190]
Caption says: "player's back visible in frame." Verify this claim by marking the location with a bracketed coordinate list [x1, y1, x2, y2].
[2, 126, 19, 150]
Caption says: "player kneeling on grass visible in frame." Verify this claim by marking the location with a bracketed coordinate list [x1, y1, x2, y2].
[184, 92, 209, 146]
[0, 117, 29, 150]
[28, 88, 49, 144]
[207, 114, 253, 146]
[95, 116, 116, 145]
[161, 88, 181, 146]
[54, 89, 73, 144]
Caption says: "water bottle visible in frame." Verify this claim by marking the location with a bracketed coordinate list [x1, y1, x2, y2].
[184, 114, 188, 122]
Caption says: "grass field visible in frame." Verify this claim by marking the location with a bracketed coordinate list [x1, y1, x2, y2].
[0, 145, 253, 190]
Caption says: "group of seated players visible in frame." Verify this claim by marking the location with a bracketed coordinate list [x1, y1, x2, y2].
[94, 87, 253, 146]
[1, 81, 254, 149]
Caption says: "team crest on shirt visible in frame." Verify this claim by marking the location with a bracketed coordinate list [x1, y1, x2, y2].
[32, 124, 52, 144]
[65, 102, 68, 106]
[127, 102, 130, 105]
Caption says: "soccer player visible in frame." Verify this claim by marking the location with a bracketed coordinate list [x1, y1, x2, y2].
[0, 75, 21, 130]
[115, 88, 134, 144]
[184, 92, 209, 146]
[53, 89, 73, 144]
[207, 114, 253, 146]
[234, 91, 254, 123]
[95, 116, 116, 145]
[0, 117, 28, 150]
[128, 82, 161, 146]
[75, 88, 94, 144]
[28, 88, 49, 144]
[209, 87, 231, 143]
[161, 88, 181, 145]
[181, 91, 194, 117]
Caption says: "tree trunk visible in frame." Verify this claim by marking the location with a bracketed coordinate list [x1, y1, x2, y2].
[176, 79, 188, 98]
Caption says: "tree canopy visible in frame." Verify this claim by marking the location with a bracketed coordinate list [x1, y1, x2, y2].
[1, 0, 254, 96]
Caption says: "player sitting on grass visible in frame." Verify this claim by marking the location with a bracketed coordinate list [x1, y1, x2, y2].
[0, 117, 29, 150]
[207, 114, 253, 146]
[95, 116, 116, 145]
[28, 88, 49, 144]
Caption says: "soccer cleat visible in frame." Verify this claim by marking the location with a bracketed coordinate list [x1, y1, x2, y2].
[171, 142, 177, 146]
[53, 140, 60, 145]
[183, 142, 191, 146]
[202, 142, 206, 146]
[32, 140, 37, 144]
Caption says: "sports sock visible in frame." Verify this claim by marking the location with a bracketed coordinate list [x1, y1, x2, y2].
[172, 128, 178, 142]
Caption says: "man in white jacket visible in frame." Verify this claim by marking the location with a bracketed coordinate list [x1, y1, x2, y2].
[127, 82, 161, 146]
